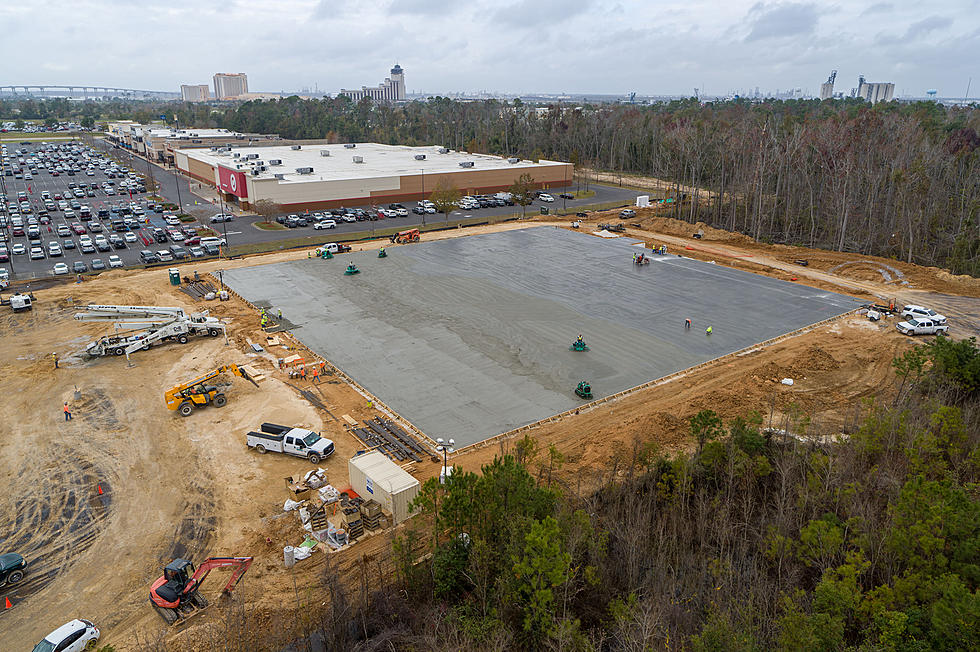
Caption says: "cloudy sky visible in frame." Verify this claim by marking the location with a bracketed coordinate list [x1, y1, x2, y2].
[2, 0, 977, 97]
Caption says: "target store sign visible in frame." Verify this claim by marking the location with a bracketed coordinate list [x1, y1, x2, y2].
[218, 166, 248, 198]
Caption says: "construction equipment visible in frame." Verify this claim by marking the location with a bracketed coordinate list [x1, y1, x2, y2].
[575, 381, 593, 400]
[570, 335, 589, 352]
[597, 223, 626, 233]
[344, 263, 360, 275]
[164, 364, 259, 416]
[75, 305, 226, 358]
[1, 292, 34, 312]
[149, 556, 253, 625]
[394, 228, 420, 244]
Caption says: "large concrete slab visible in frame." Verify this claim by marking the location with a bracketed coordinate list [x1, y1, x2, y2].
[224, 227, 861, 446]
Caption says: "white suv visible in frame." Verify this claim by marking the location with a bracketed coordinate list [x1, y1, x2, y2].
[900, 305, 946, 324]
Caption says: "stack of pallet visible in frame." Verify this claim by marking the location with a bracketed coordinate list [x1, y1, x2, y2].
[343, 506, 363, 539]
[360, 500, 382, 531]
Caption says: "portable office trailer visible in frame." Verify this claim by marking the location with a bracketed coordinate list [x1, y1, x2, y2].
[348, 451, 420, 524]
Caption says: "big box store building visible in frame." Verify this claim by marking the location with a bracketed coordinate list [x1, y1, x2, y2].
[174, 142, 572, 211]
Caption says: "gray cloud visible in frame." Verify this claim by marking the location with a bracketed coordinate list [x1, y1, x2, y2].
[860, 2, 892, 14]
[389, 0, 458, 15]
[904, 15, 953, 39]
[744, 2, 819, 41]
[492, 0, 592, 28]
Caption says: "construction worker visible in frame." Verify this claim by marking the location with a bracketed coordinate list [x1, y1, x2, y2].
[277, 309, 282, 321]
[52, 352, 59, 369]
[261, 315, 268, 328]
[706, 326, 712, 336]
[685, 319, 691, 329]
[308, 251, 312, 259]
[63, 402, 72, 421]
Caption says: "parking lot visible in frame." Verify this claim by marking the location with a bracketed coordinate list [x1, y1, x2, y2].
[3, 138, 640, 282]
[0, 140, 223, 281]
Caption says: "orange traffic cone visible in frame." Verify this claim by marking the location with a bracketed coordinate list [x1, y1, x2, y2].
[97, 484, 103, 495]
[5, 597, 12, 609]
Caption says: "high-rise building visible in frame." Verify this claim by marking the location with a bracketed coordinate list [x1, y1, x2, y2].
[819, 70, 837, 100]
[180, 84, 210, 102]
[340, 64, 406, 102]
[213, 73, 249, 100]
[857, 78, 895, 104]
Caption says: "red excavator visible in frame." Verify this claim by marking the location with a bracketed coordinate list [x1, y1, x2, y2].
[149, 556, 253, 625]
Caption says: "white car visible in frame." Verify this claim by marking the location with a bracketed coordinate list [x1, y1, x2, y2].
[31, 618, 100, 652]
[164, 215, 181, 226]
[108, 255, 123, 268]
[53, 262, 69, 275]
[123, 232, 138, 243]
[210, 213, 234, 223]
[314, 220, 337, 230]
[539, 193, 555, 202]
[900, 304, 946, 324]
[341, 214, 357, 223]
[156, 250, 174, 262]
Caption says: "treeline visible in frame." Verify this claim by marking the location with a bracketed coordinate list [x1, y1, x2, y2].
[270, 336, 976, 651]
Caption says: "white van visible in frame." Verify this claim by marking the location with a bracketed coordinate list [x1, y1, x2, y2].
[199, 236, 226, 247]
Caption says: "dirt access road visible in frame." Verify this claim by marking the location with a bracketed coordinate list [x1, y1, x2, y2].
[0, 214, 975, 650]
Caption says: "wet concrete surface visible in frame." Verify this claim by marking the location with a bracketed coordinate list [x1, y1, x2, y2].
[224, 227, 862, 446]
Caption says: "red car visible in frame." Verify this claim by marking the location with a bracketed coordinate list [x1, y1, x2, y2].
[71, 223, 87, 235]
[183, 236, 201, 246]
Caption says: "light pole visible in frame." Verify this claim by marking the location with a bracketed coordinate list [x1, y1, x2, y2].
[435, 437, 455, 482]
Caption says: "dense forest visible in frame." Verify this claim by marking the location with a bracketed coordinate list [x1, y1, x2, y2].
[4, 96, 978, 274]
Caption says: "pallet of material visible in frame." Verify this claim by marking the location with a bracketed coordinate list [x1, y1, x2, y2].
[240, 364, 266, 382]
[370, 417, 430, 459]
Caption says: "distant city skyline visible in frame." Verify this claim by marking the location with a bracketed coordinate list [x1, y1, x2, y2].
[0, 0, 976, 98]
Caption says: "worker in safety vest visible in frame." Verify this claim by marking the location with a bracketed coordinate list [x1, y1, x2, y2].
[706, 326, 712, 335]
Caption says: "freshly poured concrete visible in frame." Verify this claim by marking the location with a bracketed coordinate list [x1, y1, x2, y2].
[224, 227, 860, 446]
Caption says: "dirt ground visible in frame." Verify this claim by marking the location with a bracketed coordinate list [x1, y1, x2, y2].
[0, 214, 975, 650]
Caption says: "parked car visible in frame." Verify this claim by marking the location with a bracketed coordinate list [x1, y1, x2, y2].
[31, 618, 100, 652]
[210, 212, 234, 223]
[107, 255, 124, 268]
[896, 318, 949, 336]
[90, 258, 106, 270]
[156, 250, 174, 262]
[72, 261, 88, 273]
[0, 552, 27, 586]
[539, 193, 555, 202]
[559, 193, 574, 200]
[139, 250, 159, 264]
[53, 262, 69, 275]
[313, 220, 337, 230]
[900, 305, 946, 324]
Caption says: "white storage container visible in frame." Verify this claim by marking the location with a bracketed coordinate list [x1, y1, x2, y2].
[348, 451, 420, 524]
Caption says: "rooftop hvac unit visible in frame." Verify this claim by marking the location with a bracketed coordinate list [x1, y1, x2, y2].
[508, 157, 520, 164]
[235, 135, 245, 139]
[251, 169, 261, 176]
[253, 160, 263, 166]
[459, 161, 474, 168]
[414, 154, 426, 161]
[245, 153, 259, 160]
[190, 133, 198, 137]
[352, 156, 363, 163]
[233, 152, 241, 158]
[320, 150, 331, 157]
[291, 145, 302, 150]
[296, 167, 314, 174]
[274, 173, 285, 180]
[268, 159, 282, 165]
[191, 139, 202, 143]
[438, 147, 449, 154]
[344, 143, 356, 149]
[255, 165, 266, 172]
[209, 146, 219, 151]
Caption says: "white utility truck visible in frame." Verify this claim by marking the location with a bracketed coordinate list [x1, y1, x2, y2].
[246, 423, 335, 464]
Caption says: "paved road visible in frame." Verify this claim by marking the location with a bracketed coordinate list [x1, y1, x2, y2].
[5, 139, 638, 281]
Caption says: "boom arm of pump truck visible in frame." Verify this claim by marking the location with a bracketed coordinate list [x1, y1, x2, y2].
[188, 556, 253, 596]
[165, 365, 260, 406]
[73, 305, 189, 322]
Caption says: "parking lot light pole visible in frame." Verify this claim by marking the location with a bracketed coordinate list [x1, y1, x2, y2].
[435, 438, 455, 480]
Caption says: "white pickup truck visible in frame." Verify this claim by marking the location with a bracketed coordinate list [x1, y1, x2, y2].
[896, 318, 949, 336]
[246, 422, 335, 463]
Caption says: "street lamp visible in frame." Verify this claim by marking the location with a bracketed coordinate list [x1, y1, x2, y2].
[435, 437, 455, 483]
[420, 168, 425, 227]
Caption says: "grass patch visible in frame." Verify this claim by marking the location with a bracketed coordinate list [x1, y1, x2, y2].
[572, 190, 596, 199]
[254, 221, 287, 231]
